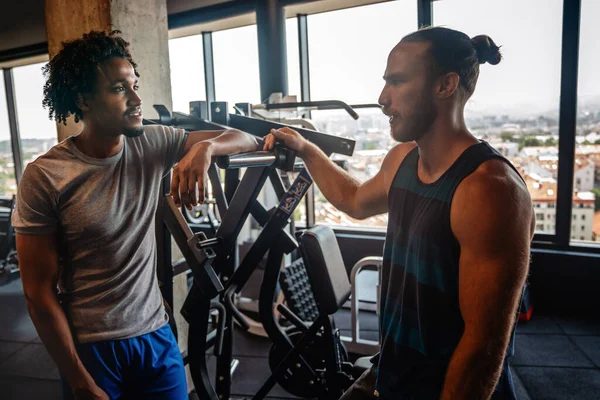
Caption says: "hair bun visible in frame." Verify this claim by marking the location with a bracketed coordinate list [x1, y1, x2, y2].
[471, 35, 502, 65]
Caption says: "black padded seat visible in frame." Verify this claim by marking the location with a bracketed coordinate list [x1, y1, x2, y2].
[299, 225, 352, 316]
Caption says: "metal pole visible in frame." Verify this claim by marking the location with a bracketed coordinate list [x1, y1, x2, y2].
[256, 0, 289, 101]
[3, 68, 24, 184]
[555, 0, 581, 246]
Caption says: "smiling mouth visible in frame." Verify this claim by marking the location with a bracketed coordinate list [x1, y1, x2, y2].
[126, 110, 142, 118]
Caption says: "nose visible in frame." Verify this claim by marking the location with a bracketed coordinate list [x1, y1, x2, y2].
[128, 90, 142, 108]
[378, 85, 390, 109]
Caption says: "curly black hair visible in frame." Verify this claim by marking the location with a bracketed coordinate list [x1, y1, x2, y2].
[42, 30, 140, 125]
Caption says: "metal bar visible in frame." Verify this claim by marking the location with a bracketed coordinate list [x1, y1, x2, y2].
[417, 0, 433, 27]
[217, 152, 277, 169]
[249, 201, 298, 254]
[252, 312, 324, 400]
[203, 33, 216, 115]
[216, 167, 272, 254]
[228, 169, 313, 290]
[269, 169, 287, 199]
[158, 174, 175, 310]
[3, 68, 24, 184]
[298, 14, 311, 102]
[0, 43, 48, 64]
[187, 295, 219, 400]
[228, 114, 354, 156]
[255, 100, 359, 119]
[208, 164, 228, 216]
[555, 0, 581, 246]
[163, 196, 223, 298]
[169, 1, 256, 30]
[256, 0, 288, 100]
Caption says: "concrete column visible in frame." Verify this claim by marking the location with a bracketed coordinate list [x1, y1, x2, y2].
[45, 0, 173, 141]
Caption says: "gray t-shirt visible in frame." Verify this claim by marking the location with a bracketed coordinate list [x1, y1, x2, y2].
[12, 124, 188, 343]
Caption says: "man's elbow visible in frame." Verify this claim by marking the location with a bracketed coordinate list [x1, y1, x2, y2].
[23, 287, 58, 317]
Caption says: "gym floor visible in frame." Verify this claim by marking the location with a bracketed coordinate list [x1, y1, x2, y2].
[0, 278, 599, 399]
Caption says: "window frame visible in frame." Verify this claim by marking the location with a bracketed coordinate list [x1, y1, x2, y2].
[4, 0, 595, 253]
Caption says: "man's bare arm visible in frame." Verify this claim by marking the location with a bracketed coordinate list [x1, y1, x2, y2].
[17, 233, 106, 397]
[172, 129, 260, 208]
[265, 127, 415, 219]
[441, 160, 532, 400]
[181, 129, 259, 158]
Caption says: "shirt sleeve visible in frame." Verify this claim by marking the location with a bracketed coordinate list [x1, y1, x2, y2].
[12, 163, 58, 235]
[143, 124, 189, 177]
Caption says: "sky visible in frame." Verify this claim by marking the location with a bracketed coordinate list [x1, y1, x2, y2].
[1, 0, 599, 145]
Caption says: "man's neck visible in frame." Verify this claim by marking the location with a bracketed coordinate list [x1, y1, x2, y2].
[74, 125, 123, 159]
[415, 116, 479, 184]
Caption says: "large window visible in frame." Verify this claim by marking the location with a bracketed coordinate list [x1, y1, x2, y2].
[12, 62, 57, 169]
[575, 0, 600, 243]
[433, 0, 564, 235]
[213, 24, 261, 109]
[0, 76, 15, 197]
[306, 0, 418, 228]
[169, 35, 206, 114]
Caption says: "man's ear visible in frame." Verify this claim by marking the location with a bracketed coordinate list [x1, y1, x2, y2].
[77, 94, 91, 112]
[437, 72, 460, 99]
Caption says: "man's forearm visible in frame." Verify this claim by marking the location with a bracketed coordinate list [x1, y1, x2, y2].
[201, 129, 259, 155]
[301, 142, 361, 216]
[440, 337, 506, 400]
[26, 295, 93, 390]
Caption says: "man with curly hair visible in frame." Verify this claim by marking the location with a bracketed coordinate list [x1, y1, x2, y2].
[12, 30, 259, 400]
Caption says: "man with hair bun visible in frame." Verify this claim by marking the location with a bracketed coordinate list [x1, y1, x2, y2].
[13, 30, 260, 400]
[264, 26, 534, 400]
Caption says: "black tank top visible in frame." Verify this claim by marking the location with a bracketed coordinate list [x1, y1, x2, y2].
[374, 141, 523, 399]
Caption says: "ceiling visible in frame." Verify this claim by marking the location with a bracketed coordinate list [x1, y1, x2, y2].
[0, 0, 234, 53]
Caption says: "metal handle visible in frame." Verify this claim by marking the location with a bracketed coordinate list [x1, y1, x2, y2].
[224, 286, 251, 331]
[217, 145, 296, 172]
[209, 302, 226, 356]
[254, 100, 360, 120]
[217, 152, 277, 169]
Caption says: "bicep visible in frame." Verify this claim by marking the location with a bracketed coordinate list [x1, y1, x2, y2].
[453, 170, 531, 341]
[16, 233, 60, 301]
[351, 143, 414, 219]
[353, 172, 388, 218]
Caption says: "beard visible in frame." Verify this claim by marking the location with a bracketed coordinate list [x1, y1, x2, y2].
[391, 92, 437, 143]
[122, 126, 145, 137]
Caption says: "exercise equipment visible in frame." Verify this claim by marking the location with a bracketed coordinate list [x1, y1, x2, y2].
[0, 196, 18, 285]
[147, 102, 366, 399]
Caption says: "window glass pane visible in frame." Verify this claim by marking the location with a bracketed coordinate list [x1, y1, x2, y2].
[306, 0, 418, 228]
[312, 108, 393, 228]
[13, 62, 58, 168]
[286, 17, 301, 100]
[433, 0, 563, 235]
[0, 74, 16, 197]
[169, 35, 206, 114]
[213, 24, 261, 110]
[575, 0, 600, 243]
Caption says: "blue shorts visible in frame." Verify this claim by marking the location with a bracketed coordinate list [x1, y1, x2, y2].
[62, 324, 187, 400]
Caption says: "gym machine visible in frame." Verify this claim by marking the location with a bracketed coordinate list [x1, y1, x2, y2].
[148, 102, 366, 399]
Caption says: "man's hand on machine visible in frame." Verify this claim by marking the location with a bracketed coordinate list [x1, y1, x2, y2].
[264, 127, 312, 157]
[170, 141, 212, 210]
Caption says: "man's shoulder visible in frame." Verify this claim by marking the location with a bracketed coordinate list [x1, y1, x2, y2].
[453, 158, 532, 230]
[383, 142, 417, 170]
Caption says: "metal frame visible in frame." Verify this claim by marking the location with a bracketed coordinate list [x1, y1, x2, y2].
[0, 43, 48, 64]
[256, 0, 289, 100]
[417, 0, 433, 27]
[3, 68, 24, 184]
[555, 0, 581, 247]
[202, 32, 216, 115]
